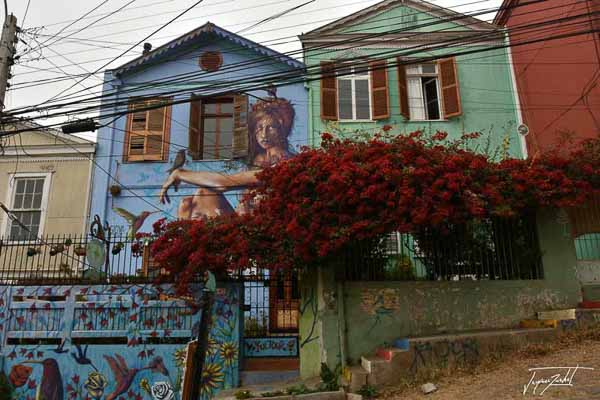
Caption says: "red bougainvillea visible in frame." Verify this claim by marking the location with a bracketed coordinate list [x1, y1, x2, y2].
[151, 131, 600, 294]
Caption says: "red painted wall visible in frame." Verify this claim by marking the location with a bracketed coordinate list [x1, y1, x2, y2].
[501, 0, 600, 156]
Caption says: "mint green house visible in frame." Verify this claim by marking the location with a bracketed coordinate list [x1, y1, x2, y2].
[299, 0, 527, 158]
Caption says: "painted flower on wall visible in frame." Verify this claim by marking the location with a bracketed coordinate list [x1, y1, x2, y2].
[9, 364, 32, 387]
[140, 378, 152, 396]
[173, 348, 186, 368]
[84, 371, 108, 400]
[200, 363, 224, 397]
[219, 342, 238, 367]
[151, 381, 174, 400]
[207, 337, 219, 357]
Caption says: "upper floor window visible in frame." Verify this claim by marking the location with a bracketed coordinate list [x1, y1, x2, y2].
[5, 174, 51, 241]
[337, 65, 371, 120]
[320, 60, 389, 122]
[123, 98, 171, 162]
[406, 63, 441, 120]
[398, 57, 462, 121]
[189, 94, 249, 160]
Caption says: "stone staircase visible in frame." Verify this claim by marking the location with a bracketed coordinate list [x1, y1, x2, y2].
[343, 307, 600, 390]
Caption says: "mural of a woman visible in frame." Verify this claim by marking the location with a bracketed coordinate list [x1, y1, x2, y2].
[159, 97, 295, 219]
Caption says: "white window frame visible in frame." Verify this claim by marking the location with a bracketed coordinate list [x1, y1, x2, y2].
[2, 172, 52, 241]
[406, 63, 444, 121]
[337, 65, 372, 122]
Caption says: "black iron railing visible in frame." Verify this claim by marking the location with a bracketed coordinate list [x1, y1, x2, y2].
[0, 234, 168, 285]
[336, 214, 544, 281]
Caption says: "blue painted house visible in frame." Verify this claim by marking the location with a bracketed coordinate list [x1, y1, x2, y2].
[90, 22, 307, 240]
[0, 23, 308, 400]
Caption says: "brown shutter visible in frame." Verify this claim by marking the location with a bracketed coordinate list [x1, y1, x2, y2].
[233, 94, 249, 159]
[189, 97, 202, 160]
[123, 99, 171, 162]
[439, 58, 462, 118]
[370, 60, 390, 120]
[320, 61, 338, 121]
[397, 58, 410, 120]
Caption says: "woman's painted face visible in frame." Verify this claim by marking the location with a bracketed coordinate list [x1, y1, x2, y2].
[255, 116, 282, 150]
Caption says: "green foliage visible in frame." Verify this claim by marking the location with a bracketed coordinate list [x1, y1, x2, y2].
[235, 390, 254, 399]
[286, 384, 313, 395]
[357, 384, 379, 399]
[319, 363, 342, 391]
[261, 391, 286, 397]
[0, 372, 14, 400]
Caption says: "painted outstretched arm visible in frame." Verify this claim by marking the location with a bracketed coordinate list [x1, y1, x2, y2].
[159, 169, 260, 204]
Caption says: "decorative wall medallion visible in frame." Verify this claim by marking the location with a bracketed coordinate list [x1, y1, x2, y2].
[199, 51, 223, 72]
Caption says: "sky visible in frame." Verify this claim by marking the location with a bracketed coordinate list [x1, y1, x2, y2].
[5, 0, 503, 136]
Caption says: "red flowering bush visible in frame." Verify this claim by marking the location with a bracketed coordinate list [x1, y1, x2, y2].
[152, 131, 600, 293]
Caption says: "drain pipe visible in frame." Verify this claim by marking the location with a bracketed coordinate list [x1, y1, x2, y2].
[337, 281, 348, 368]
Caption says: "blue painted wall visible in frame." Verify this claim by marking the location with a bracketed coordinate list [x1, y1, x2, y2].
[0, 283, 241, 399]
[89, 31, 308, 263]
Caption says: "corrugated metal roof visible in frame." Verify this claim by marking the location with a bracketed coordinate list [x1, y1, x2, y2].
[113, 22, 304, 76]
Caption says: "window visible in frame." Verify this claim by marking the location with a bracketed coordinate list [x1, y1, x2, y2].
[406, 63, 441, 120]
[5, 174, 50, 241]
[337, 65, 371, 120]
[189, 95, 248, 160]
[124, 98, 171, 162]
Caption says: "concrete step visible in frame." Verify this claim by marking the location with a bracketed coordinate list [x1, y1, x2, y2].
[342, 365, 368, 392]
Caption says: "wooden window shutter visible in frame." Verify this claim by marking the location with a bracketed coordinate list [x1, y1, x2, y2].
[370, 60, 390, 120]
[320, 61, 338, 121]
[438, 58, 462, 118]
[123, 99, 171, 162]
[233, 94, 249, 159]
[396, 58, 410, 119]
[189, 97, 202, 160]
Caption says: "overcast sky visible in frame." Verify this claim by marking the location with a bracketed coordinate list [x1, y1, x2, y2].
[6, 0, 502, 135]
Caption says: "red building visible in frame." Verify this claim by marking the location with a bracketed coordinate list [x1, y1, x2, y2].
[495, 0, 600, 157]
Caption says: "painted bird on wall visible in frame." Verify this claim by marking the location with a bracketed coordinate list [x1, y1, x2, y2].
[167, 149, 186, 191]
[23, 358, 63, 400]
[104, 354, 169, 400]
[112, 208, 157, 239]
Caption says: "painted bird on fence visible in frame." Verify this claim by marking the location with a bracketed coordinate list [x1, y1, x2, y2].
[71, 344, 98, 371]
[167, 149, 186, 191]
[23, 358, 63, 400]
[112, 207, 158, 239]
[104, 354, 169, 400]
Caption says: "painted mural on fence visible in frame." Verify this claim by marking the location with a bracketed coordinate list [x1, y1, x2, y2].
[0, 284, 241, 400]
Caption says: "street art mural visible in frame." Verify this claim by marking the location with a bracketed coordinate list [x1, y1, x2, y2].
[0, 284, 241, 400]
[158, 96, 297, 219]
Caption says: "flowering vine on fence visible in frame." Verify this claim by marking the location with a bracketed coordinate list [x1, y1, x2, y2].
[151, 131, 600, 294]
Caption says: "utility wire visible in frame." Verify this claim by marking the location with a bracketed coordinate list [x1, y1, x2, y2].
[41, 0, 207, 105]
[6, 10, 596, 125]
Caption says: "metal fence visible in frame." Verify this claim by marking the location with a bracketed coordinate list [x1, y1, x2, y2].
[336, 214, 544, 281]
[0, 234, 168, 285]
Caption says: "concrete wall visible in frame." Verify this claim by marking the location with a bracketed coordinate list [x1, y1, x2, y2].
[299, 209, 581, 376]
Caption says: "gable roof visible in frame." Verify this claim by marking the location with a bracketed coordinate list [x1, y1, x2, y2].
[2, 121, 95, 156]
[301, 0, 497, 38]
[113, 22, 304, 76]
[493, 0, 517, 26]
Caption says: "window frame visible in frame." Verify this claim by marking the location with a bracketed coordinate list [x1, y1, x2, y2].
[406, 63, 444, 121]
[198, 97, 235, 161]
[2, 172, 52, 242]
[123, 97, 172, 163]
[337, 65, 373, 122]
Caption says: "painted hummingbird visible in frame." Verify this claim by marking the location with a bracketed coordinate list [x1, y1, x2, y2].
[23, 358, 63, 400]
[112, 207, 157, 239]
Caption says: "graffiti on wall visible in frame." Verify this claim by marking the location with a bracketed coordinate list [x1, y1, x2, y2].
[0, 284, 241, 400]
[409, 338, 480, 373]
[243, 337, 298, 357]
[360, 288, 401, 333]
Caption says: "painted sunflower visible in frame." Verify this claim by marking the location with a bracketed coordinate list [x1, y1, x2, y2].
[219, 342, 238, 367]
[174, 347, 187, 368]
[207, 337, 219, 357]
[200, 363, 224, 397]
